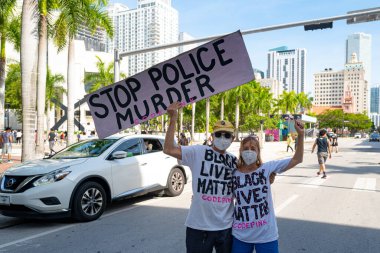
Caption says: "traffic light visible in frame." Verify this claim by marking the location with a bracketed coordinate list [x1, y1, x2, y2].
[304, 22, 333, 31]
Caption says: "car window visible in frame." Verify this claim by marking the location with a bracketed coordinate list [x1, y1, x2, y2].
[142, 138, 163, 154]
[52, 139, 117, 159]
[113, 138, 142, 156]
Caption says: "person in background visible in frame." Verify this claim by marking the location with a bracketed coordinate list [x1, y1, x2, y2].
[331, 134, 339, 153]
[16, 130, 22, 144]
[286, 133, 294, 152]
[311, 129, 332, 179]
[1, 127, 14, 163]
[179, 132, 189, 146]
[48, 128, 56, 156]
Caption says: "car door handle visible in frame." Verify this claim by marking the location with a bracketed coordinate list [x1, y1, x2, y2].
[165, 157, 170, 159]
[140, 163, 147, 166]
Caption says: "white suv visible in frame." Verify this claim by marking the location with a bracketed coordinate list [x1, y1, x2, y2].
[0, 135, 190, 222]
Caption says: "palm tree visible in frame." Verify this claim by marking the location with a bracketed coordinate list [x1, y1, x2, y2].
[225, 81, 255, 140]
[278, 90, 298, 114]
[84, 56, 125, 92]
[252, 86, 272, 116]
[36, 0, 60, 156]
[0, 0, 17, 131]
[21, 0, 39, 161]
[46, 69, 66, 130]
[296, 92, 312, 114]
[53, 0, 113, 145]
[5, 62, 22, 110]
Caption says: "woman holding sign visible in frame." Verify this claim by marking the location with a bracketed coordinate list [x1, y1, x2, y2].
[231, 120, 304, 253]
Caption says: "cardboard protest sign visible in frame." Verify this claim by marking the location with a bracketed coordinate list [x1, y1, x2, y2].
[87, 30, 254, 138]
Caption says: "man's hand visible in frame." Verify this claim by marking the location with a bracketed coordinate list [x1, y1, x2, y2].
[167, 101, 182, 119]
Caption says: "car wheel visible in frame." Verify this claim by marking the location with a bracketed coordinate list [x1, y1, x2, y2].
[72, 181, 107, 222]
[165, 168, 185, 197]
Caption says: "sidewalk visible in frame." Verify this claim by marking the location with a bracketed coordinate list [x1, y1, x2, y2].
[0, 138, 315, 174]
[0, 142, 66, 174]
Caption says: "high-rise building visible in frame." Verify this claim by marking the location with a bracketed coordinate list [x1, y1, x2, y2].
[106, 0, 179, 76]
[370, 86, 380, 114]
[178, 32, 197, 54]
[259, 78, 281, 99]
[346, 33, 372, 86]
[342, 53, 369, 113]
[267, 46, 306, 93]
[313, 68, 344, 106]
[76, 24, 107, 52]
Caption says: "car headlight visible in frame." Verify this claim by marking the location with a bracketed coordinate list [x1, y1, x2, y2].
[33, 167, 71, 187]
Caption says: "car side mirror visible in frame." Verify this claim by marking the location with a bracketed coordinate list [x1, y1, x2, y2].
[111, 151, 128, 160]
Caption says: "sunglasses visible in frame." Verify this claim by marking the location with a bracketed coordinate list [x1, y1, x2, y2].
[214, 132, 232, 139]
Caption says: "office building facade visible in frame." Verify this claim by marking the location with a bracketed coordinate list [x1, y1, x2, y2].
[267, 47, 306, 94]
[106, 0, 179, 76]
[313, 68, 344, 106]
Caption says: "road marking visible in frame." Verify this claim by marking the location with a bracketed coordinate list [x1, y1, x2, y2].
[0, 224, 76, 250]
[300, 177, 328, 188]
[275, 194, 299, 214]
[353, 178, 377, 192]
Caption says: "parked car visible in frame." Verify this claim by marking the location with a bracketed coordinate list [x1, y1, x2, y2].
[0, 135, 191, 222]
[369, 132, 380, 142]
[354, 133, 361, 139]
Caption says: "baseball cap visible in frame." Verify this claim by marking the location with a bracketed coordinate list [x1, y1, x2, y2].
[213, 120, 234, 133]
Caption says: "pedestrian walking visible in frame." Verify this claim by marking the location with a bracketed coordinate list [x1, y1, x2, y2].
[16, 130, 22, 144]
[311, 129, 332, 179]
[164, 102, 237, 253]
[0, 127, 14, 163]
[331, 134, 339, 153]
[231, 120, 304, 253]
[48, 128, 56, 156]
[286, 133, 294, 152]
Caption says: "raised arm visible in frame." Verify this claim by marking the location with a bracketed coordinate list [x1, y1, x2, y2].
[163, 102, 183, 160]
[284, 120, 304, 171]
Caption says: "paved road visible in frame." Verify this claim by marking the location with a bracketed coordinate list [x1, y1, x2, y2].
[0, 138, 379, 253]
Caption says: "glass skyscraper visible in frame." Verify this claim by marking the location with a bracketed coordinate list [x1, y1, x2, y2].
[346, 33, 372, 86]
[370, 86, 380, 113]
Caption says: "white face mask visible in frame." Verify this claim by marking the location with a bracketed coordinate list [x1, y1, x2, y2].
[213, 136, 232, 151]
[241, 150, 258, 165]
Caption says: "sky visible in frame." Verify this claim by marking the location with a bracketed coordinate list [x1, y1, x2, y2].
[110, 0, 380, 95]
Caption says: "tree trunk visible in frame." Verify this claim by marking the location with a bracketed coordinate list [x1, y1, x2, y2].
[235, 97, 240, 141]
[206, 98, 210, 138]
[21, 0, 38, 161]
[46, 100, 51, 131]
[0, 34, 6, 131]
[191, 102, 196, 142]
[220, 96, 224, 120]
[36, 15, 48, 157]
[66, 38, 75, 145]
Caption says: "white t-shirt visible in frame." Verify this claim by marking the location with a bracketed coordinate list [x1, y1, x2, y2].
[232, 158, 292, 243]
[181, 145, 238, 231]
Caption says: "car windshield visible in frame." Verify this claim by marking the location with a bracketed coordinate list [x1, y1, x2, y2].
[51, 139, 118, 159]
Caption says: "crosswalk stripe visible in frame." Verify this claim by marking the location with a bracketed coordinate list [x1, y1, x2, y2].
[353, 178, 377, 192]
[300, 177, 328, 188]
[275, 194, 299, 214]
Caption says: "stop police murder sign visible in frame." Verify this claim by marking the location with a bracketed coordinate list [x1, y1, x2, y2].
[86, 31, 254, 138]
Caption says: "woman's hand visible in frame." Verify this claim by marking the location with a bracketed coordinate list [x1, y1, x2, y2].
[294, 120, 304, 136]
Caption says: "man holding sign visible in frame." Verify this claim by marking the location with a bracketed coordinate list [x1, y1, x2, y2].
[87, 31, 254, 138]
[164, 102, 237, 253]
